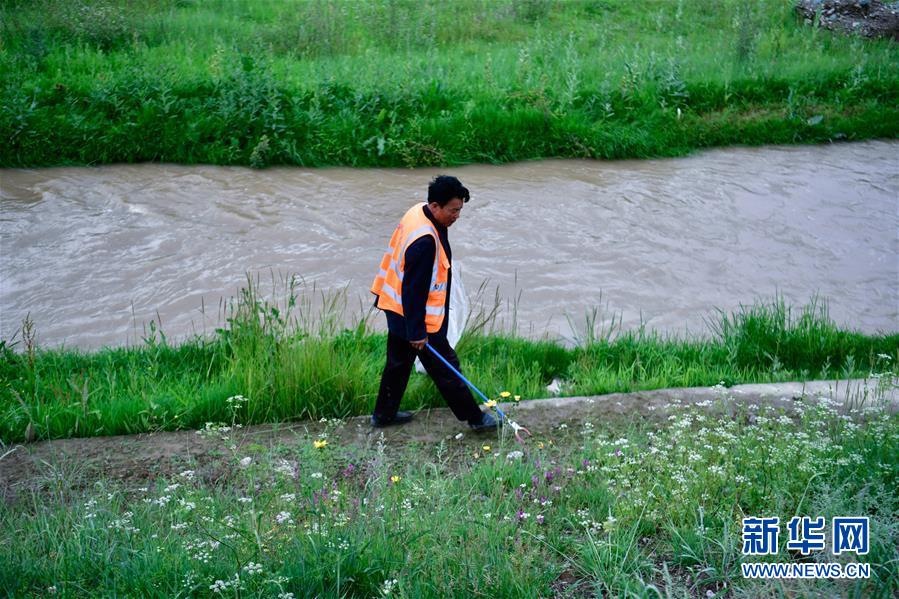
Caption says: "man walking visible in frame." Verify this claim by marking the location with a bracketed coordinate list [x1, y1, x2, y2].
[369, 175, 498, 431]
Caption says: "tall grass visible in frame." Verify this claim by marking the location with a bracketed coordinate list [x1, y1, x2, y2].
[1, 277, 896, 443]
[1, 0, 896, 167]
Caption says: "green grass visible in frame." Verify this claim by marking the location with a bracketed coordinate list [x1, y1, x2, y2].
[1, 276, 896, 444]
[2, 390, 896, 596]
[1, 0, 897, 167]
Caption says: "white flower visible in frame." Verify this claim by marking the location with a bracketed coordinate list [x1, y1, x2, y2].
[280, 493, 296, 503]
[210, 580, 229, 593]
[506, 450, 524, 460]
[273, 459, 297, 478]
[278, 593, 295, 599]
[311, 472, 323, 479]
[276, 511, 294, 525]
[381, 578, 399, 596]
[243, 561, 263, 575]
[178, 470, 195, 480]
[237, 496, 252, 504]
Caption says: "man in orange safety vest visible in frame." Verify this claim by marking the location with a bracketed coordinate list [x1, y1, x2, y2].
[370, 175, 498, 431]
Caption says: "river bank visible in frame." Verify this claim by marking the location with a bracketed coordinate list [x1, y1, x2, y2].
[2, 377, 896, 597]
[2, 0, 897, 167]
[2, 285, 896, 444]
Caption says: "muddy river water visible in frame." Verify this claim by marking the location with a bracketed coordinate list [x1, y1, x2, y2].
[1, 141, 897, 349]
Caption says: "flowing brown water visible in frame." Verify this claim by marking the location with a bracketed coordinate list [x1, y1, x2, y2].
[1, 141, 897, 349]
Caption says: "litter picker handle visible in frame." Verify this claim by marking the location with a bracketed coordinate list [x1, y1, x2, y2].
[424, 342, 507, 420]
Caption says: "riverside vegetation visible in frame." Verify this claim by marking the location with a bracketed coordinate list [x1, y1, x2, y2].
[2, 378, 897, 596]
[1, 277, 896, 444]
[1, 0, 898, 167]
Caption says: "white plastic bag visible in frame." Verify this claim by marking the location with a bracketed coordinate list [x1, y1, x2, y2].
[415, 261, 468, 373]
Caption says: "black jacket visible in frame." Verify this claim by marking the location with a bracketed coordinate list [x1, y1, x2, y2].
[378, 205, 452, 340]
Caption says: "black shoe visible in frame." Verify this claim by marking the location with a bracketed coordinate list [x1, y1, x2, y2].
[468, 411, 501, 431]
[370, 411, 414, 428]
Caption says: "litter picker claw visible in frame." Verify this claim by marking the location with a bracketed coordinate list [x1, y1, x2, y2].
[425, 342, 532, 443]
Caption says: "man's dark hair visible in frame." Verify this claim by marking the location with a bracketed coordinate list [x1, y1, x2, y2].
[427, 175, 470, 206]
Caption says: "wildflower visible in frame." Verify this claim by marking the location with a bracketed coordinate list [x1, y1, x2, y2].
[381, 578, 399, 596]
[178, 470, 195, 479]
[537, 442, 545, 449]
[210, 580, 229, 593]
[47, 587, 57, 595]
[311, 472, 323, 479]
[603, 514, 618, 531]
[275, 511, 294, 525]
[239, 456, 252, 468]
[243, 561, 263, 575]
[506, 450, 524, 460]
[517, 510, 530, 521]
[280, 493, 296, 503]
[482, 445, 491, 452]
[237, 496, 253, 504]
[278, 594, 295, 599]
[536, 514, 545, 525]
[485, 400, 497, 408]
[514, 395, 521, 402]
[500, 391, 511, 398]
[390, 475, 401, 484]
[313, 439, 328, 449]
[273, 459, 297, 478]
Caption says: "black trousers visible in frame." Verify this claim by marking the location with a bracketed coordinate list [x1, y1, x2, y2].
[374, 331, 484, 423]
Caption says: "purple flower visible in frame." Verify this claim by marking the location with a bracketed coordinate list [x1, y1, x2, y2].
[531, 475, 540, 488]
[342, 463, 356, 478]
[582, 459, 590, 468]
[536, 514, 545, 525]
[615, 449, 623, 457]
[544, 471, 554, 484]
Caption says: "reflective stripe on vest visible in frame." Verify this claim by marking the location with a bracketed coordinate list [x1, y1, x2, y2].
[370, 204, 450, 334]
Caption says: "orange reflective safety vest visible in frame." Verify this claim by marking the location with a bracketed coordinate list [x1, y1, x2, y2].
[370, 203, 450, 333]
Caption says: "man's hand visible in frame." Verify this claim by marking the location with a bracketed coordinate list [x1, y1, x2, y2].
[410, 337, 428, 351]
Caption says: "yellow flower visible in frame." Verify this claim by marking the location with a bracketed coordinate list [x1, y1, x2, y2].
[513, 395, 521, 402]
[390, 475, 401, 483]
[485, 400, 497, 408]
[537, 442, 545, 449]
[313, 439, 328, 449]
[482, 445, 491, 452]
[499, 391, 511, 398]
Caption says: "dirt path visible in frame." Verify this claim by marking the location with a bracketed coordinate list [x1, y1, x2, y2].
[2, 378, 895, 503]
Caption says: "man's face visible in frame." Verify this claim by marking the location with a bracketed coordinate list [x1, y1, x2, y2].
[429, 198, 464, 228]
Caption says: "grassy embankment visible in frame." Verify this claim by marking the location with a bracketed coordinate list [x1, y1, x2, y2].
[1, 0, 897, 167]
[2, 381, 897, 597]
[1, 277, 896, 444]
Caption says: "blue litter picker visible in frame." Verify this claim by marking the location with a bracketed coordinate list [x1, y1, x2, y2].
[425, 342, 532, 443]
